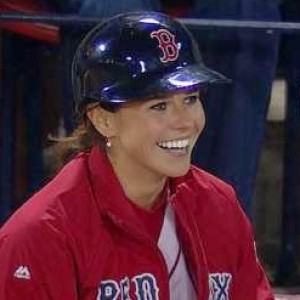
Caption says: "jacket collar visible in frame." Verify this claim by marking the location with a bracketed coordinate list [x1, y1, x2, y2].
[88, 146, 137, 221]
[87, 145, 199, 234]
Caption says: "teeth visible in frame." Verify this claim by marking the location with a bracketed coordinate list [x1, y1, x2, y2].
[158, 139, 189, 149]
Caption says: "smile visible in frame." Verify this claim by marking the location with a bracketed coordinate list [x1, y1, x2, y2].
[158, 138, 189, 149]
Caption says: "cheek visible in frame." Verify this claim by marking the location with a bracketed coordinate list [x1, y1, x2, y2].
[194, 104, 206, 133]
[117, 117, 159, 146]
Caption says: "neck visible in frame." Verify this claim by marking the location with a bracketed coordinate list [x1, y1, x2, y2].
[107, 152, 167, 209]
[124, 178, 166, 210]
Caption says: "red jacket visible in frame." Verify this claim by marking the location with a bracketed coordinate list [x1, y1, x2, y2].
[0, 146, 274, 299]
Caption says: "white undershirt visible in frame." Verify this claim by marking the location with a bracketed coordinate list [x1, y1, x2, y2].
[158, 204, 198, 300]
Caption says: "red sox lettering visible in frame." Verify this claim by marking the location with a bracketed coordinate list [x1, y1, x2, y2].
[97, 273, 159, 300]
[150, 29, 179, 63]
[97, 272, 232, 299]
[209, 273, 232, 300]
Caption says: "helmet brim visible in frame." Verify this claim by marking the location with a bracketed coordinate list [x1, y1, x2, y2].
[100, 64, 231, 104]
[160, 64, 231, 91]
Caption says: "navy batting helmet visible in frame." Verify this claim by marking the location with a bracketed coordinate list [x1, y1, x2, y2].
[72, 11, 229, 113]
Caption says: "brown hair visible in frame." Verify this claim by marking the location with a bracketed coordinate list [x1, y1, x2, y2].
[46, 113, 106, 176]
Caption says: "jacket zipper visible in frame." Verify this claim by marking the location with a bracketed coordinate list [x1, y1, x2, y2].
[170, 198, 210, 300]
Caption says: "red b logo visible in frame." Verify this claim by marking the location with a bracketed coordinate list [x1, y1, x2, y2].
[150, 29, 179, 63]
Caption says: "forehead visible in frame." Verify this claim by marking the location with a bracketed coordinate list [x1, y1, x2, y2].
[121, 89, 200, 108]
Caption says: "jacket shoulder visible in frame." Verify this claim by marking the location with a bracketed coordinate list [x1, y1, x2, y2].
[0, 152, 93, 239]
[189, 165, 236, 200]
[182, 165, 249, 223]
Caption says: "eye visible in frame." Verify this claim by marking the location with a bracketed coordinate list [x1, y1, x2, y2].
[149, 101, 167, 111]
[184, 95, 199, 105]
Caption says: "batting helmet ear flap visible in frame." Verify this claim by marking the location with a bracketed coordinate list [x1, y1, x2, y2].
[72, 11, 230, 115]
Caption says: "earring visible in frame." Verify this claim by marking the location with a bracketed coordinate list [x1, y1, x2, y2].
[106, 139, 112, 148]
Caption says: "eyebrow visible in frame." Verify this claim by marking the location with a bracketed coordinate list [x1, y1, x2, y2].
[151, 90, 198, 101]
[123, 90, 199, 109]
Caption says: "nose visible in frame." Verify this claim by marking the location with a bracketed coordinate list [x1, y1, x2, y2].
[170, 104, 194, 130]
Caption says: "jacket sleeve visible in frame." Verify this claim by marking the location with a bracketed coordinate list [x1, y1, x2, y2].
[257, 261, 275, 300]
[0, 219, 78, 299]
[231, 196, 275, 300]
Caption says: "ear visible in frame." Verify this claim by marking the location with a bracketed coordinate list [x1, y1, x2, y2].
[86, 106, 117, 138]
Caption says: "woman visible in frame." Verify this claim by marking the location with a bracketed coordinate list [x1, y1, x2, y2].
[0, 11, 274, 299]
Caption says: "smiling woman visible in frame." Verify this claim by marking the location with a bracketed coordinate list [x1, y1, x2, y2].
[0, 11, 274, 300]
[96, 90, 205, 182]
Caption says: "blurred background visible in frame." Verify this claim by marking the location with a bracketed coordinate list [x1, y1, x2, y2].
[0, 0, 299, 293]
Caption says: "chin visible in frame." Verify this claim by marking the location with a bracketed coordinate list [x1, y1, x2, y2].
[165, 165, 190, 178]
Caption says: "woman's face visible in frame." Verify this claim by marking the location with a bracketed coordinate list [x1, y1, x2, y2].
[100, 90, 206, 180]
